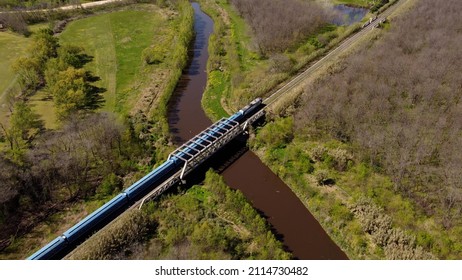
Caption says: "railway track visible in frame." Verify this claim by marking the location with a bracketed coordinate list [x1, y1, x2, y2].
[263, 0, 407, 108]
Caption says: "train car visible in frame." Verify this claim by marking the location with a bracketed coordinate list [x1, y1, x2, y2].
[175, 98, 263, 161]
[124, 161, 178, 200]
[27, 236, 68, 260]
[230, 97, 262, 123]
[62, 193, 129, 243]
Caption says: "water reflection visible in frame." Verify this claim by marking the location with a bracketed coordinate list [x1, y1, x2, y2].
[333, 4, 368, 25]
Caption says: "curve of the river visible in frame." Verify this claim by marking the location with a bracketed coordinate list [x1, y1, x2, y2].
[167, 2, 347, 260]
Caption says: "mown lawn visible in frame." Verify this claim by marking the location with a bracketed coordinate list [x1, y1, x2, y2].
[0, 32, 29, 106]
[0, 31, 25, 149]
[58, 5, 166, 113]
[28, 90, 57, 129]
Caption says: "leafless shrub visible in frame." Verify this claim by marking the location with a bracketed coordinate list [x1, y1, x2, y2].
[328, 148, 352, 171]
[310, 145, 327, 161]
[350, 197, 435, 259]
[0, 12, 30, 36]
[269, 54, 294, 73]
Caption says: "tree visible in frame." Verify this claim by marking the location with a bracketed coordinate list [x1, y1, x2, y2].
[30, 28, 59, 67]
[57, 44, 91, 69]
[12, 28, 59, 94]
[0, 101, 43, 159]
[49, 67, 103, 119]
[12, 57, 42, 93]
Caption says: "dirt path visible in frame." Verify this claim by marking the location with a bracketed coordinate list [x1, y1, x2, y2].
[0, 0, 124, 14]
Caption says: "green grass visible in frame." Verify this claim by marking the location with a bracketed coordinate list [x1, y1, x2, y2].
[199, 0, 269, 119]
[333, 0, 372, 7]
[201, 71, 230, 120]
[28, 90, 57, 129]
[58, 5, 164, 113]
[0, 32, 29, 151]
[0, 32, 29, 103]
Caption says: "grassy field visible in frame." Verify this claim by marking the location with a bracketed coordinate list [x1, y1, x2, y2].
[28, 90, 57, 129]
[58, 5, 165, 114]
[0, 3, 190, 130]
[0, 31, 29, 120]
[0, 32, 28, 98]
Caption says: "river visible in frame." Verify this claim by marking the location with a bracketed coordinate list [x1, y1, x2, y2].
[167, 2, 347, 260]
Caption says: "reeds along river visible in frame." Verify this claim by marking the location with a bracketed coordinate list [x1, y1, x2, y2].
[167, 2, 347, 260]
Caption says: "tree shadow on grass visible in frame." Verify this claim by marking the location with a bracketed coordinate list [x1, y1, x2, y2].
[75, 53, 94, 68]
[83, 71, 106, 111]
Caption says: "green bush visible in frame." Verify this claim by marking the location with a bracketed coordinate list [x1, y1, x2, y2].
[253, 117, 294, 149]
[315, 169, 334, 186]
[98, 173, 122, 196]
[67, 209, 153, 260]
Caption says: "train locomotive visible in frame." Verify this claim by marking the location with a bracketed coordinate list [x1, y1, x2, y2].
[27, 98, 263, 260]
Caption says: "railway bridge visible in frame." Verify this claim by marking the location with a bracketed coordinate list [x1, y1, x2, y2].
[27, 98, 265, 260]
[136, 107, 264, 209]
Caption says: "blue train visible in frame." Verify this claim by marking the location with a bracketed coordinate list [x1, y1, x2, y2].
[27, 98, 263, 260]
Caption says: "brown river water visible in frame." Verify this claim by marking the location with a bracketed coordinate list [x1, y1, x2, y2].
[167, 2, 347, 260]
